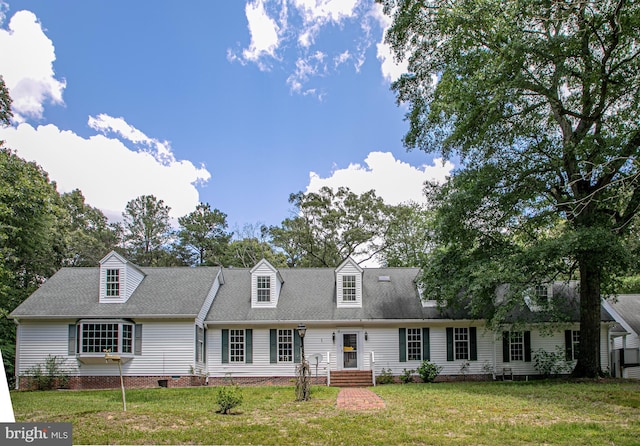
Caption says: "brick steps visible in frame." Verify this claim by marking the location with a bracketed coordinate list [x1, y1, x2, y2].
[330, 370, 373, 387]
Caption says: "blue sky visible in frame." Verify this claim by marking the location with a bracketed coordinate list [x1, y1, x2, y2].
[0, 0, 453, 232]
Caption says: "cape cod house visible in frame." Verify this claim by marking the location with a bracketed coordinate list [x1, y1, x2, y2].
[9, 251, 628, 389]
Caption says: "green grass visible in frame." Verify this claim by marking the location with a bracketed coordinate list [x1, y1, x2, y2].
[10, 380, 640, 445]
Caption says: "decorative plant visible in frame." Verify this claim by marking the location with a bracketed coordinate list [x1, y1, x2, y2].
[532, 347, 573, 377]
[22, 355, 69, 390]
[400, 368, 415, 384]
[416, 360, 442, 383]
[376, 368, 394, 384]
[215, 384, 243, 414]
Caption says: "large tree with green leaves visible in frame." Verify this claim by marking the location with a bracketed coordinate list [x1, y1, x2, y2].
[60, 189, 120, 266]
[177, 203, 231, 265]
[383, 0, 640, 377]
[122, 195, 172, 266]
[269, 187, 395, 267]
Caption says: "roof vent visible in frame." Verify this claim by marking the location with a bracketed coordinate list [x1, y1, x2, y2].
[378, 275, 391, 282]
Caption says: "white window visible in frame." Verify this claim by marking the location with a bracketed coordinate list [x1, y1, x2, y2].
[407, 328, 422, 361]
[342, 275, 356, 301]
[106, 269, 120, 297]
[454, 327, 469, 360]
[278, 329, 293, 362]
[79, 322, 132, 354]
[509, 331, 524, 361]
[257, 276, 271, 302]
[229, 329, 245, 362]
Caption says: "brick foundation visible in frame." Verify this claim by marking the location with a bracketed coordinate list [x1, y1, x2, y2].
[207, 376, 327, 386]
[18, 375, 207, 390]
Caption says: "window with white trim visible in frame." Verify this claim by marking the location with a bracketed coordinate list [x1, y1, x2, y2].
[278, 329, 293, 362]
[79, 321, 133, 354]
[509, 331, 524, 361]
[342, 275, 356, 301]
[454, 327, 469, 360]
[257, 276, 271, 302]
[106, 269, 120, 297]
[407, 328, 422, 361]
[229, 329, 245, 362]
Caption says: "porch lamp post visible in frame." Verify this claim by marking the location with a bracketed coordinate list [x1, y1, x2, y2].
[295, 323, 310, 401]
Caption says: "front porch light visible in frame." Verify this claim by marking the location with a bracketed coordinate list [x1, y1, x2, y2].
[297, 323, 307, 339]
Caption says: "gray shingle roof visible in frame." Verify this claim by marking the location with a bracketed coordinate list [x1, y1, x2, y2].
[10, 267, 220, 319]
[609, 294, 640, 335]
[204, 267, 461, 323]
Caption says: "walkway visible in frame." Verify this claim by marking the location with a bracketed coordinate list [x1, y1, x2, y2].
[336, 388, 385, 410]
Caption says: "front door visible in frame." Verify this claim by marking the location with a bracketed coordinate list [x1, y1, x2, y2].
[343, 333, 358, 368]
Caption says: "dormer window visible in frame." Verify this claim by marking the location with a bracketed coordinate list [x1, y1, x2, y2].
[342, 275, 357, 302]
[257, 276, 271, 302]
[106, 269, 120, 297]
[534, 285, 548, 300]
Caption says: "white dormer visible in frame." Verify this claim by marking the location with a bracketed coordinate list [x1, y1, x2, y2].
[524, 283, 553, 312]
[250, 259, 283, 308]
[99, 251, 145, 304]
[336, 257, 363, 308]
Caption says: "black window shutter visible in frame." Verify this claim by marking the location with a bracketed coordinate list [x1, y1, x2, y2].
[195, 326, 200, 363]
[502, 331, 510, 363]
[564, 330, 572, 360]
[422, 328, 430, 361]
[203, 327, 207, 364]
[68, 324, 76, 355]
[222, 329, 229, 364]
[446, 327, 454, 361]
[245, 329, 253, 364]
[294, 330, 301, 363]
[470, 327, 477, 361]
[399, 328, 407, 362]
[524, 331, 532, 362]
[270, 329, 277, 363]
[134, 324, 142, 355]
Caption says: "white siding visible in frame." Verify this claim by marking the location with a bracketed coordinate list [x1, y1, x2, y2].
[99, 253, 144, 304]
[16, 320, 196, 378]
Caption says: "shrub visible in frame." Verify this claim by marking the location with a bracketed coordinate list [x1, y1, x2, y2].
[416, 360, 442, 383]
[22, 355, 69, 390]
[400, 368, 415, 384]
[532, 347, 573, 377]
[376, 368, 394, 384]
[215, 385, 243, 414]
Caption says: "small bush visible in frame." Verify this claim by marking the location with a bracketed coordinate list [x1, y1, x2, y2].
[400, 368, 415, 384]
[417, 360, 442, 383]
[215, 385, 243, 414]
[376, 368, 394, 384]
[22, 355, 69, 390]
[533, 347, 573, 377]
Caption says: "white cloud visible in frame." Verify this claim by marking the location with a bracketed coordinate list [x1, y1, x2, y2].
[240, 0, 281, 69]
[0, 122, 211, 220]
[369, 3, 408, 83]
[231, 0, 393, 97]
[0, 10, 66, 121]
[306, 151, 453, 205]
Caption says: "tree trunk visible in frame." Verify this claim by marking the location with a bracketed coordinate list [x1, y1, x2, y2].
[572, 256, 602, 378]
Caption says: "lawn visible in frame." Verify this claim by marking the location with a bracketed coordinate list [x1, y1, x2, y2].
[10, 380, 640, 445]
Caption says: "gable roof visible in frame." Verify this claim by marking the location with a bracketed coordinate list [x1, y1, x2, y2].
[10, 266, 221, 319]
[607, 294, 640, 335]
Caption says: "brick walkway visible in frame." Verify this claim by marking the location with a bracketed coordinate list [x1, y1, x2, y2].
[336, 388, 385, 410]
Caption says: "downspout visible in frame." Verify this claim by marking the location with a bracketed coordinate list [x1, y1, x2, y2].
[13, 318, 19, 390]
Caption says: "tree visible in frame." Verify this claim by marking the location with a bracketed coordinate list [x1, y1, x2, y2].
[378, 202, 436, 267]
[0, 76, 12, 127]
[0, 148, 63, 386]
[269, 187, 395, 267]
[60, 189, 119, 266]
[221, 224, 287, 268]
[383, 0, 640, 377]
[122, 195, 172, 266]
[177, 203, 231, 265]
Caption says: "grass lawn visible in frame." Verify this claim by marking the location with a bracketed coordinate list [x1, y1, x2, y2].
[10, 380, 640, 445]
